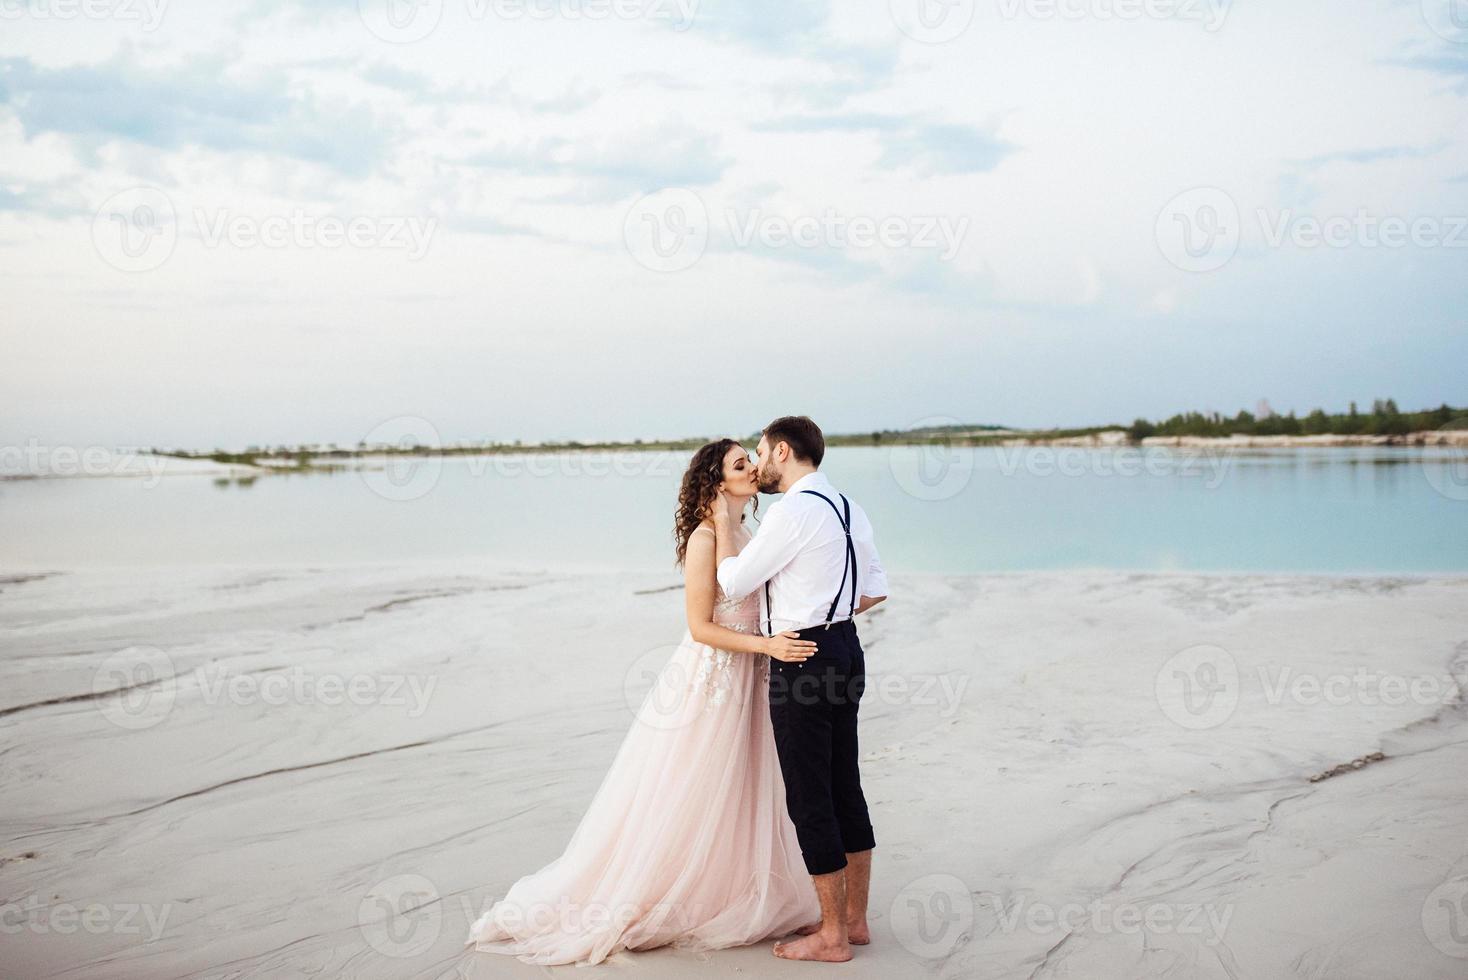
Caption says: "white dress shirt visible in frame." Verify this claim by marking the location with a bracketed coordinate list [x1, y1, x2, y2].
[717, 472, 889, 634]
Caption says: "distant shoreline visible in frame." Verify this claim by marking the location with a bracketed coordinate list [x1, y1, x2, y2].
[5, 421, 1463, 483]
[127, 399, 1466, 467]
[1022, 430, 1468, 449]
[145, 427, 1468, 471]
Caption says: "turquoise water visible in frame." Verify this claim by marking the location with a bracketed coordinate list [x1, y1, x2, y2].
[2, 446, 1465, 573]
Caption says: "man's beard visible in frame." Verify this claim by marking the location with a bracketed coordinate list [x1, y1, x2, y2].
[756, 461, 781, 494]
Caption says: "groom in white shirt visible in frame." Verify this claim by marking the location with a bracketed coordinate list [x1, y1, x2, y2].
[712, 415, 887, 963]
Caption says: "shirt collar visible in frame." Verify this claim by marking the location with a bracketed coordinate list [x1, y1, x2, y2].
[786, 471, 831, 496]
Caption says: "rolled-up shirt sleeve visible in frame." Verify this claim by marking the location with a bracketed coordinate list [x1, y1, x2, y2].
[716, 503, 803, 601]
[856, 509, 889, 599]
[863, 547, 890, 599]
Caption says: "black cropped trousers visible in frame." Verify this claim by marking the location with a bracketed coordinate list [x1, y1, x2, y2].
[767, 617, 876, 876]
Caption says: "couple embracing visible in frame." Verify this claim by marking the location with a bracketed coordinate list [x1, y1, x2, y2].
[467, 416, 889, 965]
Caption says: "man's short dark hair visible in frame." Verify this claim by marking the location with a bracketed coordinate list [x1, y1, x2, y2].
[763, 416, 825, 467]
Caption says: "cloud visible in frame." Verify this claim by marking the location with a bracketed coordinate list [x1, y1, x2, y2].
[756, 112, 1017, 175]
[462, 125, 731, 200]
[690, 0, 900, 105]
[1383, 45, 1468, 93]
[877, 123, 1015, 175]
[0, 54, 392, 176]
[360, 61, 449, 97]
[524, 82, 602, 114]
[0, 176, 90, 219]
[752, 111, 908, 133]
[446, 213, 558, 238]
[0, 185, 27, 212]
[619, 71, 705, 92]
[1288, 143, 1447, 169]
[689, 0, 835, 54]
[707, 234, 871, 281]
[885, 253, 990, 298]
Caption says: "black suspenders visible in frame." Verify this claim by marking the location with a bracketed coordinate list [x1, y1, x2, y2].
[801, 490, 857, 628]
[761, 489, 859, 635]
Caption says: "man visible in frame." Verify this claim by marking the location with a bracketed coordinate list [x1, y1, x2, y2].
[713, 415, 888, 963]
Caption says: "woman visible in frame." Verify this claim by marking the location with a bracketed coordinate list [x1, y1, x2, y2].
[466, 439, 821, 965]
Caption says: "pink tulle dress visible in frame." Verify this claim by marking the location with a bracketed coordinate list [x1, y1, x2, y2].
[466, 584, 819, 965]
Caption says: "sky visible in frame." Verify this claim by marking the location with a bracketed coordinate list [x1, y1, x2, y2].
[2, 0, 1466, 450]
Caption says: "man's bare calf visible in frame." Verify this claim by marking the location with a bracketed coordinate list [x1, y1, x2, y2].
[789, 850, 873, 952]
[775, 868, 854, 961]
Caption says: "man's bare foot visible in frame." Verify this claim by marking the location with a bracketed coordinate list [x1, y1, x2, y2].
[772, 933, 853, 962]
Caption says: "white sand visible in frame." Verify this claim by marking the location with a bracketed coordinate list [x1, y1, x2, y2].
[1, 565, 1465, 979]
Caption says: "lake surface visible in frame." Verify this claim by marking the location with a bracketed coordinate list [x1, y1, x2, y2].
[3, 446, 1466, 573]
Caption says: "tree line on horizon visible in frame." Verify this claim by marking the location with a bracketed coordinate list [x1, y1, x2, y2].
[149, 400, 1466, 462]
[1126, 400, 1466, 442]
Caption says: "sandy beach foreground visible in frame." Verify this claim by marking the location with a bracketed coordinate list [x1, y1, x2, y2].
[1, 564, 1465, 979]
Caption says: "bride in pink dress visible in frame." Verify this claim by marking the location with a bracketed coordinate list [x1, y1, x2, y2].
[466, 439, 821, 965]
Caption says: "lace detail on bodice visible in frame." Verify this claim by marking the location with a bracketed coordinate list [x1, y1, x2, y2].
[691, 586, 769, 709]
[712, 579, 759, 626]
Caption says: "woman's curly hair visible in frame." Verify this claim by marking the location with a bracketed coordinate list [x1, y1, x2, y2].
[674, 438, 757, 566]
